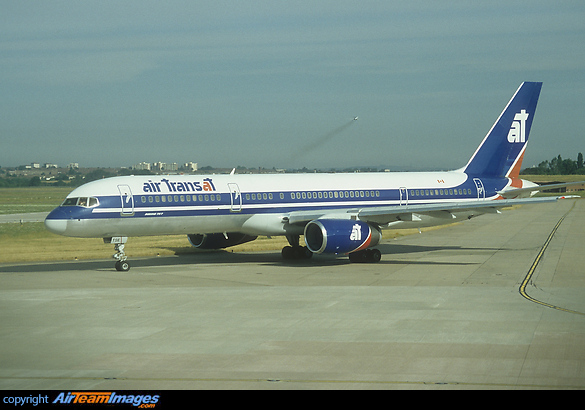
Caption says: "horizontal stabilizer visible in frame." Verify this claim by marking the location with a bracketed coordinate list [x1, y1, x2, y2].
[498, 180, 585, 198]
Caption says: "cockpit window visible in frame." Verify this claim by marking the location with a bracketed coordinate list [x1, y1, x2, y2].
[61, 197, 99, 208]
[62, 198, 78, 206]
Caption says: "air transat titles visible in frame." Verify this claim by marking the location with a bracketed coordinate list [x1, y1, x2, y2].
[142, 178, 216, 193]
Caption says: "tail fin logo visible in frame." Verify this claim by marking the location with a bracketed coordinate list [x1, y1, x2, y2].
[507, 109, 530, 143]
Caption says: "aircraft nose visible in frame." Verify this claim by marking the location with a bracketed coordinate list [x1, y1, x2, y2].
[44, 208, 69, 235]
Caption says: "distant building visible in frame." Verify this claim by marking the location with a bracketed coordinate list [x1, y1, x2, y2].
[153, 162, 166, 171]
[68, 163, 79, 169]
[134, 162, 151, 171]
[183, 162, 198, 172]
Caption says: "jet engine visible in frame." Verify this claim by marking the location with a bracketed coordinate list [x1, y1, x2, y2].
[187, 232, 257, 249]
[304, 219, 381, 255]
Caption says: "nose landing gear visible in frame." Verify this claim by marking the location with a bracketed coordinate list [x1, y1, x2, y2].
[104, 237, 130, 271]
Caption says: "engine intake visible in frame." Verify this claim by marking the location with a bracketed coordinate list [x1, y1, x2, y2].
[188, 232, 257, 249]
[304, 219, 381, 254]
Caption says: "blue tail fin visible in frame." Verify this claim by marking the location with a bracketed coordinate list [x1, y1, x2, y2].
[463, 82, 542, 178]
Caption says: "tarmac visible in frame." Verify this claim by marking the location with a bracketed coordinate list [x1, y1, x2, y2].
[1, 199, 584, 389]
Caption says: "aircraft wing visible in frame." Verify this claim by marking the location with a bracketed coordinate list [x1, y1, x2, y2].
[286, 196, 563, 226]
[498, 180, 585, 199]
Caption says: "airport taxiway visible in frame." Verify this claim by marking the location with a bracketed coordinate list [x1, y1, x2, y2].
[1, 199, 584, 389]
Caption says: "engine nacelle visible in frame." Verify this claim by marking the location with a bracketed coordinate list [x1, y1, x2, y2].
[187, 232, 257, 249]
[304, 219, 381, 255]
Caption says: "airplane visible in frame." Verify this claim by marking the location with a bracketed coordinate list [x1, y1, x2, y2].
[354, 116, 359, 121]
[45, 82, 584, 271]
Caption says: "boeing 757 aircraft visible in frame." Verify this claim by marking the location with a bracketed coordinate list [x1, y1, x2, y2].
[45, 82, 582, 271]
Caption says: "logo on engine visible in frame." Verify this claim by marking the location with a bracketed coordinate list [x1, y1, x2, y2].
[507, 109, 529, 143]
[350, 224, 362, 241]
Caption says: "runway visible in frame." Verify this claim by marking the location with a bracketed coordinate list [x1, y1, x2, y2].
[1, 199, 584, 389]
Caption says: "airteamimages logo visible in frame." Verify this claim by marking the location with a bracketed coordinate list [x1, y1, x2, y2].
[52, 392, 159, 407]
[2, 392, 163, 408]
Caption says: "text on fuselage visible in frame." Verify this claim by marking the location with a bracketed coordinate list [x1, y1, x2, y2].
[142, 178, 216, 193]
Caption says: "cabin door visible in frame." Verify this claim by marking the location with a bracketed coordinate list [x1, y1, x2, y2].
[228, 183, 242, 212]
[399, 187, 408, 206]
[117, 184, 134, 216]
[473, 178, 485, 200]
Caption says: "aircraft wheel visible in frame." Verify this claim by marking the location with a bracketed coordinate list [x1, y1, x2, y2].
[282, 246, 313, 260]
[369, 249, 382, 263]
[295, 246, 313, 260]
[115, 260, 130, 271]
[349, 249, 381, 263]
[282, 246, 294, 259]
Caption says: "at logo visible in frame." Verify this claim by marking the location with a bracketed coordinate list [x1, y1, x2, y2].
[507, 109, 529, 143]
[350, 224, 362, 241]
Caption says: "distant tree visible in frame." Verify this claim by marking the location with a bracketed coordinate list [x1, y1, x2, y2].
[578, 152, 584, 170]
[84, 169, 115, 182]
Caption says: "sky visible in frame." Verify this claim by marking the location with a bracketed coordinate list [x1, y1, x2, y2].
[1, 1, 585, 171]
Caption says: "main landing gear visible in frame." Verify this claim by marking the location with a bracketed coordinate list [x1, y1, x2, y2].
[281, 235, 313, 260]
[104, 237, 130, 271]
[348, 248, 382, 263]
[280, 235, 382, 263]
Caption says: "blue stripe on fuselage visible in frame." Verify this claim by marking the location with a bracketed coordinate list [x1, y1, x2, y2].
[46, 177, 509, 222]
